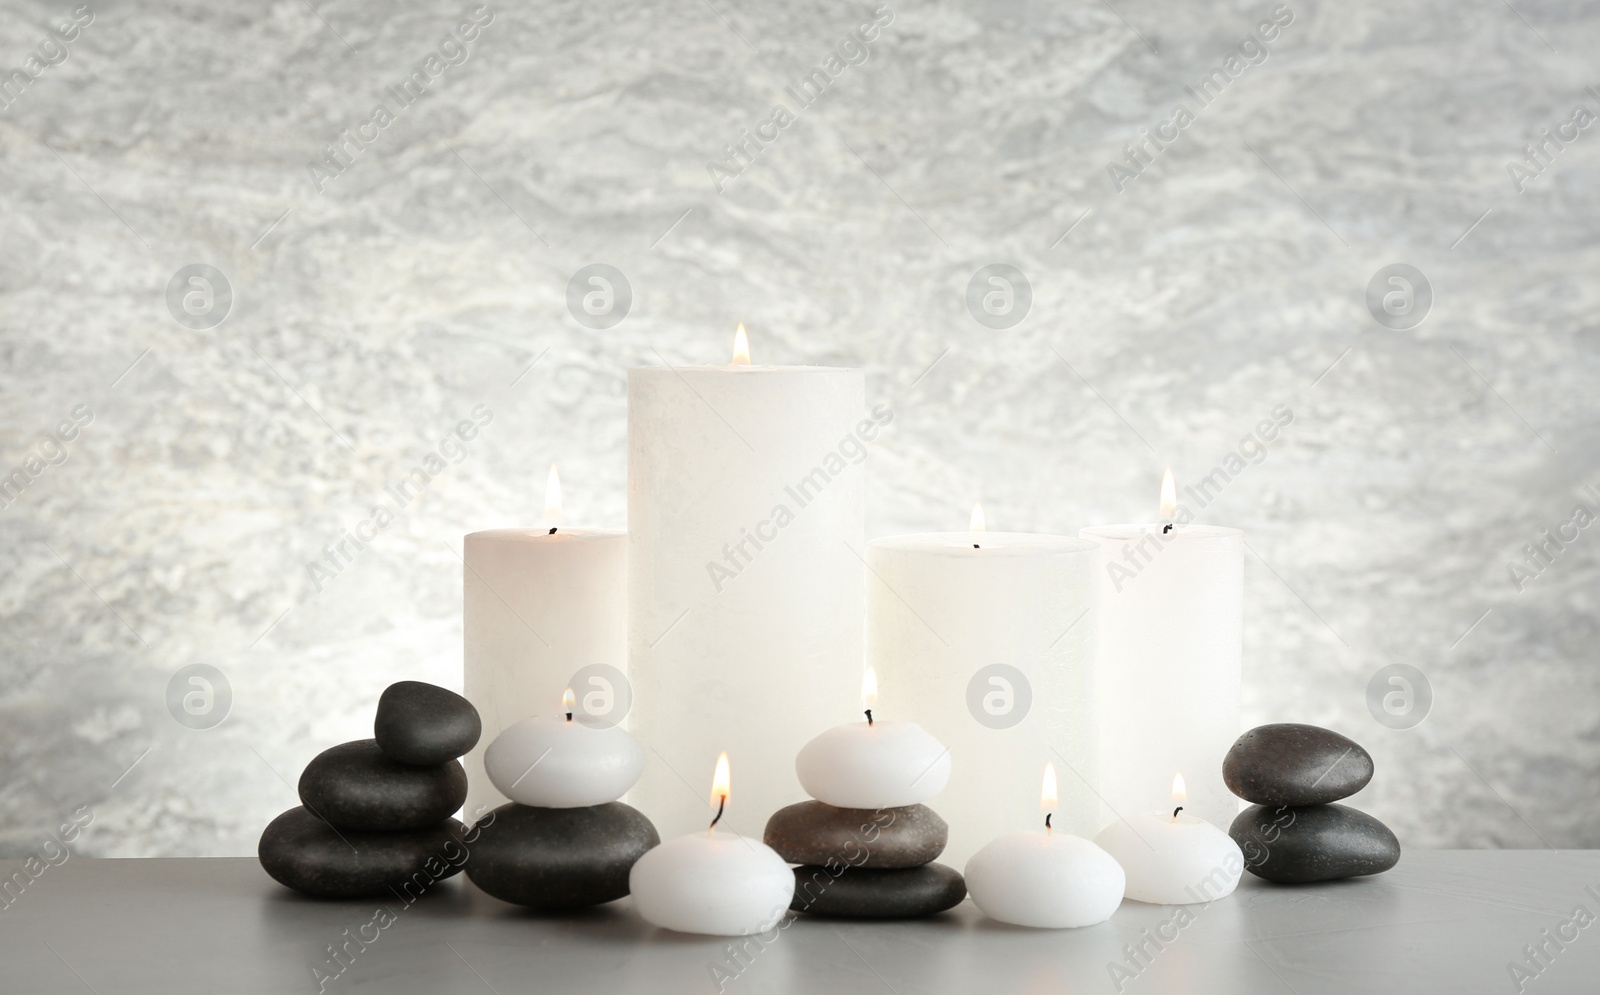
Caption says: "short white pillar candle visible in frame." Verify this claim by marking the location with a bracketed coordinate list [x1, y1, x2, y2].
[629, 753, 794, 936]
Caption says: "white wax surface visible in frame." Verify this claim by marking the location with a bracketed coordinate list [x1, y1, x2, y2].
[794, 720, 950, 809]
[964, 831, 1125, 928]
[1094, 813, 1243, 905]
[483, 714, 645, 808]
[463, 527, 626, 823]
[1080, 524, 1243, 829]
[629, 366, 867, 835]
[866, 532, 1098, 868]
[629, 831, 795, 936]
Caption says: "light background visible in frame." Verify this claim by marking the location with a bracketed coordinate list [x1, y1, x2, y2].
[1, 0, 1596, 857]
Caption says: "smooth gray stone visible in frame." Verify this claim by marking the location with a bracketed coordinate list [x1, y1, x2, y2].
[299, 740, 466, 832]
[764, 801, 947, 868]
[464, 802, 659, 910]
[1223, 723, 1375, 806]
[258, 807, 467, 899]
[1230, 803, 1401, 884]
[790, 863, 966, 918]
[374, 681, 482, 766]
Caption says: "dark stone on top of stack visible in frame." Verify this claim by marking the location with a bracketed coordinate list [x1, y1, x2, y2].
[1223, 723, 1374, 806]
[1229, 803, 1401, 884]
[764, 801, 947, 869]
[790, 863, 966, 918]
[258, 807, 467, 899]
[299, 740, 466, 832]
[374, 681, 482, 766]
[464, 802, 660, 910]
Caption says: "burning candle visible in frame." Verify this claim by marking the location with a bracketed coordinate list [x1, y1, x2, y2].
[793, 668, 951, 809]
[1094, 774, 1244, 905]
[483, 689, 646, 808]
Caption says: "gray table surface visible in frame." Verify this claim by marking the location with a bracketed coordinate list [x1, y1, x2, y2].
[2, 853, 1596, 994]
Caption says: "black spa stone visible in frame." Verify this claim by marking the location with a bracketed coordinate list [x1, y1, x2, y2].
[464, 802, 660, 910]
[764, 801, 948, 869]
[258, 807, 467, 899]
[374, 681, 482, 766]
[299, 740, 467, 832]
[1223, 723, 1375, 806]
[789, 863, 966, 918]
[1230, 803, 1401, 884]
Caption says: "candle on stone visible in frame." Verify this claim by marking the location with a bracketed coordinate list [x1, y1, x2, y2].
[964, 763, 1126, 928]
[794, 667, 951, 809]
[629, 326, 870, 835]
[867, 506, 1099, 868]
[463, 466, 627, 823]
[483, 689, 646, 808]
[629, 752, 795, 936]
[1081, 469, 1243, 829]
[1094, 773, 1244, 904]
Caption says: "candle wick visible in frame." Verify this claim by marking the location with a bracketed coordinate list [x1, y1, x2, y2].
[565, 712, 572, 722]
[709, 794, 726, 831]
[1172, 805, 1183, 821]
[864, 709, 873, 726]
[1045, 813, 1052, 834]
[1162, 524, 1173, 534]
[972, 543, 980, 549]
[549, 527, 558, 535]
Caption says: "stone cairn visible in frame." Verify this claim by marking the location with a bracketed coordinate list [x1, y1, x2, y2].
[1223, 722, 1401, 883]
[259, 681, 482, 899]
[764, 799, 965, 918]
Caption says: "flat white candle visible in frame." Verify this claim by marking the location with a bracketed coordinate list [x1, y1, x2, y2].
[1094, 774, 1243, 905]
[867, 514, 1098, 868]
[794, 669, 950, 809]
[463, 466, 627, 822]
[629, 753, 794, 936]
[965, 764, 1125, 928]
[629, 329, 871, 835]
[1081, 471, 1242, 829]
[483, 695, 645, 808]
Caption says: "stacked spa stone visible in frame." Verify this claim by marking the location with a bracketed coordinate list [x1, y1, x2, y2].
[259, 682, 481, 898]
[1223, 723, 1401, 884]
[464, 712, 658, 910]
[765, 801, 964, 918]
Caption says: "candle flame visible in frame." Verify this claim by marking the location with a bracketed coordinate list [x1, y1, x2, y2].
[710, 751, 731, 809]
[862, 667, 878, 711]
[1159, 468, 1177, 520]
[1172, 772, 1187, 807]
[562, 688, 575, 712]
[545, 463, 563, 524]
[1041, 762, 1058, 811]
[732, 323, 751, 366]
[970, 502, 987, 533]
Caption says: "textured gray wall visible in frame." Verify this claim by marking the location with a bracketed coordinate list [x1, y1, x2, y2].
[1, 0, 1596, 858]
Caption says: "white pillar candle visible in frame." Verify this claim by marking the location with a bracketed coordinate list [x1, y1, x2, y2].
[794, 669, 951, 808]
[483, 692, 646, 808]
[629, 329, 871, 835]
[629, 753, 795, 936]
[965, 764, 1125, 928]
[463, 467, 627, 823]
[866, 510, 1098, 868]
[1093, 774, 1243, 904]
[1081, 471, 1243, 829]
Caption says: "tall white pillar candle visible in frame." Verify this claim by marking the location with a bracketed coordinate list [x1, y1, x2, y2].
[629, 334, 870, 836]
[463, 519, 627, 824]
[866, 520, 1098, 869]
[1081, 488, 1243, 829]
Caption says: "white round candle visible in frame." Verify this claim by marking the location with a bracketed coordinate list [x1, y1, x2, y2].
[629, 752, 794, 936]
[867, 523, 1098, 868]
[463, 504, 626, 822]
[484, 707, 645, 808]
[1095, 808, 1243, 905]
[794, 671, 950, 809]
[966, 833, 1125, 928]
[1081, 476, 1243, 830]
[629, 334, 868, 836]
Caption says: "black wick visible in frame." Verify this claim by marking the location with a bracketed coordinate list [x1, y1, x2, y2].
[549, 527, 558, 535]
[1162, 524, 1173, 534]
[565, 710, 572, 722]
[1172, 806, 1184, 820]
[1045, 813, 1052, 831]
[864, 709, 873, 726]
[972, 543, 980, 549]
[709, 795, 726, 830]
